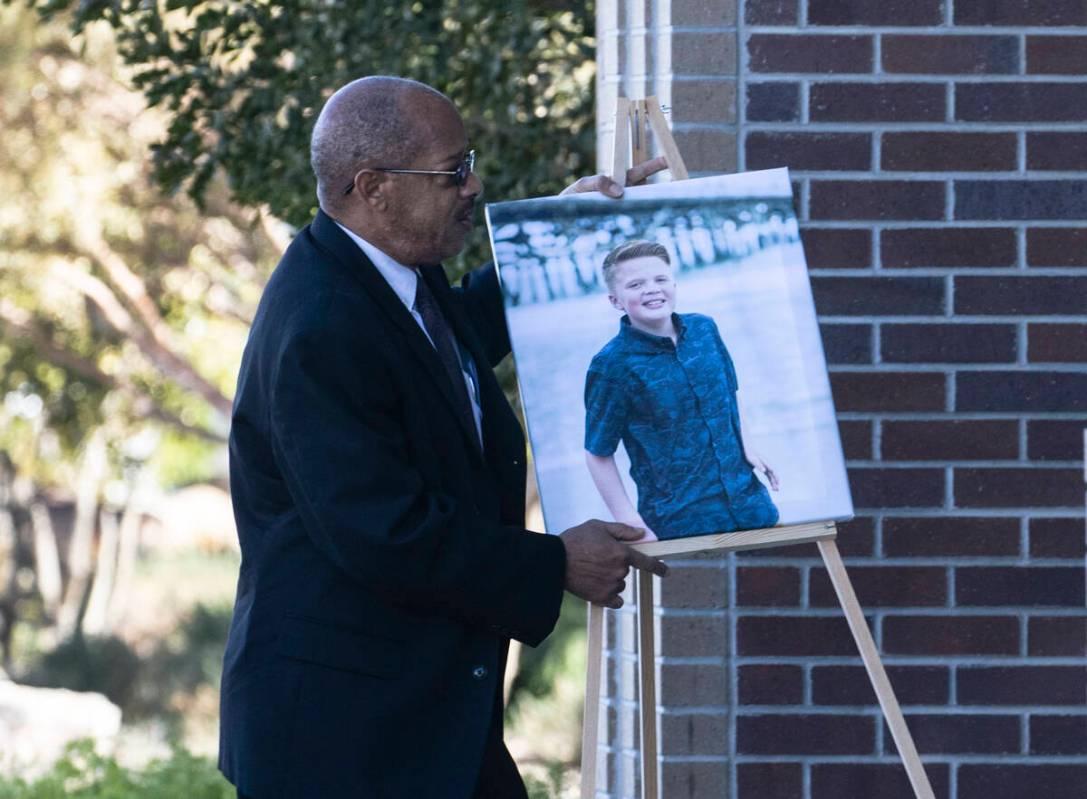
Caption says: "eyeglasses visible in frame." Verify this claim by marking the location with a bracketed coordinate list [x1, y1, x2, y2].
[343, 149, 476, 195]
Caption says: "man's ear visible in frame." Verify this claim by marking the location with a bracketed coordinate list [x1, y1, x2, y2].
[608, 294, 624, 312]
[353, 169, 389, 210]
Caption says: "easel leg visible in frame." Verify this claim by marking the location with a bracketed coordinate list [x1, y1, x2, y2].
[580, 602, 605, 799]
[636, 569, 659, 799]
[817, 539, 936, 799]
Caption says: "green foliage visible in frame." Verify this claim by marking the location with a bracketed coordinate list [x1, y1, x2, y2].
[26, 0, 597, 276]
[0, 740, 233, 799]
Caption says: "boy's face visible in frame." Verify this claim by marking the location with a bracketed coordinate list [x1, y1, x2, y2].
[608, 255, 676, 326]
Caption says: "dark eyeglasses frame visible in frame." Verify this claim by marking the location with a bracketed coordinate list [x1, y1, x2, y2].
[343, 149, 476, 196]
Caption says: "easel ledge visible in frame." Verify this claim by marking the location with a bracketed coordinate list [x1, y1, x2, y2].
[631, 519, 836, 557]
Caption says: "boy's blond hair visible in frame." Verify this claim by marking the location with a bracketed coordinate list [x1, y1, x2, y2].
[601, 240, 671, 291]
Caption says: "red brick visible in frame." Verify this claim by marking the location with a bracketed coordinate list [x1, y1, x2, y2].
[831, 372, 946, 412]
[955, 2, 1087, 26]
[956, 83, 1087, 122]
[810, 0, 943, 25]
[1029, 517, 1087, 559]
[887, 714, 1021, 754]
[1030, 714, 1087, 755]
[956, 180, 1087, 220]
[881, 227, 1017, 268]
[882, 324, 1017, 364]
[882, 419, 1019, 460]
[959, 765, 1087, 799]
[746, 132, 871, 171]
[811, 83, 945, 122]
[737, 763, 801, 799]
[1028, 35, 1087, 73]
[738, 714, 874, 755]
[1027, 419, 1087, 461]
[957, 371, 1087, 413]
[883, 615, 1020, 655]
[813, 276, 945, 315]
[801, 227, 871, 268]
[1028, 615, 1087, 656]
[955, 276, 1087, 314]
[810, 180, 945, 220]
[1027, 132, 1087, 170]
[1027, 228, 1087, 266]
[738, 664, 804, 704]
[737, 566, 801, 606]
[883, 35, 1019, 74]
[737, 615, 859, 656]
[959, 666, 1086, 705]
[812, 664, 949, 706]
[958, 566, 1085, 606]
[839, 419, 872, 459]
[748, 34, 873, 73]
[744, 0, 797, 25]
[1028, 323, 1087, 362]
[736, 516, 874, 559]
[821, 323, 872, 364]
[883, 516, 1021, 557]
[746, 82, 800, 122]
[812, 763, 950, 799]
[849, 467, 945, 508]
[810, 565, 947, 606]
[955, 467, 1082, 508]
[882, 131, 1017, 171]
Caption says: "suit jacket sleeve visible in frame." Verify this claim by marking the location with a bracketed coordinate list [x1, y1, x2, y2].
[456, 262, 510, 368]
[268, 294, 565, 646]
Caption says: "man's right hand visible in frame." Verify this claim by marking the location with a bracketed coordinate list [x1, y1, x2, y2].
[559, 519, 668, 609]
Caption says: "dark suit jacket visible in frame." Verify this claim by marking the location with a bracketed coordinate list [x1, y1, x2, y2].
[219, 209, 567, 798]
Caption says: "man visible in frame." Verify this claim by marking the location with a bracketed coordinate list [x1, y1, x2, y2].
[220, 76, 669, 798]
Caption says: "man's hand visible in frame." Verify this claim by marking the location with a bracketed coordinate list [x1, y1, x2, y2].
[559, 519, 668, 609]
[559, 156, 670, 198]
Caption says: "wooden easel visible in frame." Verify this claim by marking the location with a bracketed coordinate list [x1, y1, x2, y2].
[578, 97, 936, 799]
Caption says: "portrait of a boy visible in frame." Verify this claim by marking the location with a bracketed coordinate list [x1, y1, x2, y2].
[583, 240, 780, 542]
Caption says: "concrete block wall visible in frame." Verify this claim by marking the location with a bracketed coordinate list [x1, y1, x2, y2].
[593, 2, 1086, 797]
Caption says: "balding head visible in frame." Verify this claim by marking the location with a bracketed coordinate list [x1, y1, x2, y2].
[310, 76, 451, 212]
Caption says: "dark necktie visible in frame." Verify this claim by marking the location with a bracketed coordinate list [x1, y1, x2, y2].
[414, 273, 478, 447]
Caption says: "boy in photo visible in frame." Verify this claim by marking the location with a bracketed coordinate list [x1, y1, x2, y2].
[583, 240, 780, 542]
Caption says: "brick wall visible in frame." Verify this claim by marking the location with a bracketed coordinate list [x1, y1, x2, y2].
[594, 2, 1086, 797]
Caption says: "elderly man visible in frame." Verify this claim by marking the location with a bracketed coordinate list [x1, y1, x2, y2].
[219, 76, 668, 798]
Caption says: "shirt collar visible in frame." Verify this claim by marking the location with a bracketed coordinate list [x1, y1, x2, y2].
[334, 221, 418, 312]
[618, 313, 687, 352]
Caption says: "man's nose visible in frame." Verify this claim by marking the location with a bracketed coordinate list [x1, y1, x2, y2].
[461, 170, 484, 200]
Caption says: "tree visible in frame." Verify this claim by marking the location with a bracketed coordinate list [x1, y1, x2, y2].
[25, 0, 597, 273]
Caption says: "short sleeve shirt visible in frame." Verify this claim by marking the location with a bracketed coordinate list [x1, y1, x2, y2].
[584, 313, 778, 538]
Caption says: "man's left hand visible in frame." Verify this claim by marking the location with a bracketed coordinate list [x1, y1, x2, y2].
[559, 155, 670, 198]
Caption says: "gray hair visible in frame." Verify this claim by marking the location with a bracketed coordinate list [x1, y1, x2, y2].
[310, 76, 448, 211]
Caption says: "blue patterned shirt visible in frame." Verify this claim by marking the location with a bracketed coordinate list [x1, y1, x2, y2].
[584, 313, 779, 539]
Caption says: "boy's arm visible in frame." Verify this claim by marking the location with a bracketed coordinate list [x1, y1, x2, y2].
[736, 390, 779, 491]
[585, 452, 657, 539]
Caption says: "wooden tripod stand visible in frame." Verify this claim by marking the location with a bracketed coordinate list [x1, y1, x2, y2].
[578, 97, 936, 799]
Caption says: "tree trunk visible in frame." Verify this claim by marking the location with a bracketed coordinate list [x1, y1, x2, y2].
[54, 429, 107, 641]
[80, 506, 119, 637]
[105, 473, 148, 632]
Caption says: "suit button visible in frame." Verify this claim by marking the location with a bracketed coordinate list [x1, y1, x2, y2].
[472, 665, 488, 680]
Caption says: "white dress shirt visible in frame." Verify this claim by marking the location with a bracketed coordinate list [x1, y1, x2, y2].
[335, 222, 483, 446]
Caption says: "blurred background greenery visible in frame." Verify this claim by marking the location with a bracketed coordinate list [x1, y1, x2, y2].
[0, 1, 595, 794]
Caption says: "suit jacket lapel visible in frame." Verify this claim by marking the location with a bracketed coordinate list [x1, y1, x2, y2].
[308, 211, 483, 462]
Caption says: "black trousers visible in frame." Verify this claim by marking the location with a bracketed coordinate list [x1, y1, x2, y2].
[235, 737, 527, 799]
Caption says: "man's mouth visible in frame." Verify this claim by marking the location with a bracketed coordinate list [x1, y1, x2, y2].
[456, 206, 475, 227]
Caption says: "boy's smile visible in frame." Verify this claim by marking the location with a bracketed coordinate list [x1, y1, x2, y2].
[608, 255, 677, 333]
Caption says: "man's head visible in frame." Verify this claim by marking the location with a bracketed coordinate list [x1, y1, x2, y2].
[601, 240, 677, 327]
[310, 76, 483, 265]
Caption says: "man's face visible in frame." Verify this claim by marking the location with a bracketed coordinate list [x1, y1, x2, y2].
[381, 96, 483, 265]
[608, 256, 677, 326]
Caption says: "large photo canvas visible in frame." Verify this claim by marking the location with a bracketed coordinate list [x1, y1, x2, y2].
[486, 169, 852, 541]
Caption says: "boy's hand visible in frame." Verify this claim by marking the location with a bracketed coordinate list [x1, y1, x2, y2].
[559, 519, 668, 608]
[617, 512, 659, 543]
[559, 156, 670, 198]
[750, 455, 780, 491]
